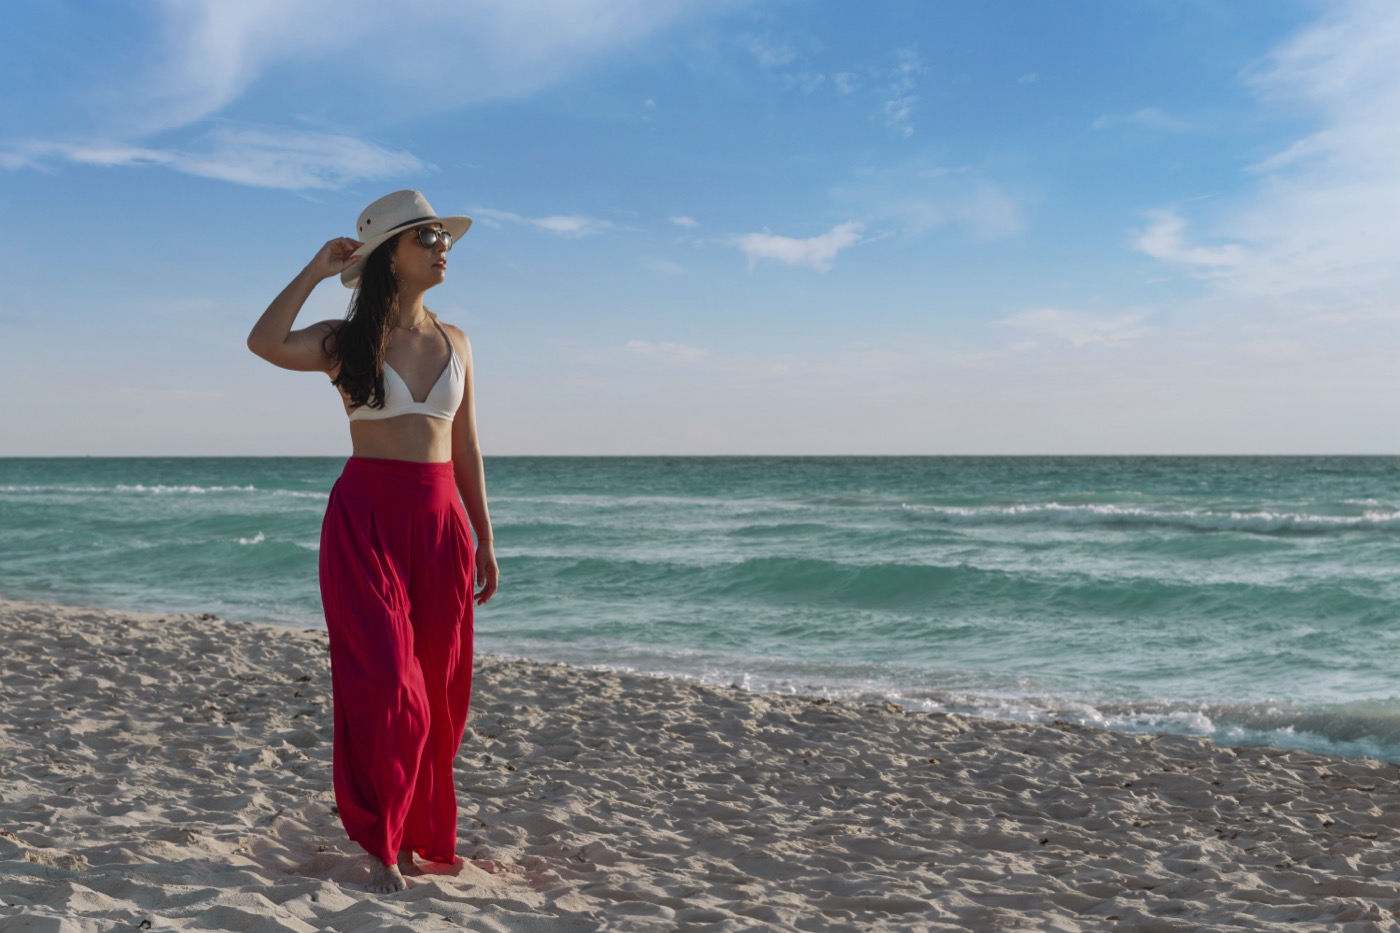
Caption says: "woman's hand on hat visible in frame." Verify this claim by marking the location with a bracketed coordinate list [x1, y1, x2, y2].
[308, 237, 364, 281]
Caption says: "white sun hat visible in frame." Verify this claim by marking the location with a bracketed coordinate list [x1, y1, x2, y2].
[341, 190, 473, 288]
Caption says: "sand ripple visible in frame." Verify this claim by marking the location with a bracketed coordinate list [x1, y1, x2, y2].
[3, 599, 1400, 931]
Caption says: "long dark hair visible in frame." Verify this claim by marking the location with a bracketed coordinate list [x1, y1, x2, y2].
[323, 234, 402, 411]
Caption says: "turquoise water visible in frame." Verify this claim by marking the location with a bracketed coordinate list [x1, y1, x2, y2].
[5, 456, 1400, 761]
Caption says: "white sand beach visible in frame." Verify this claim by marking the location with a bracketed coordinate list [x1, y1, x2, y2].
[3, 598, 1400, 932]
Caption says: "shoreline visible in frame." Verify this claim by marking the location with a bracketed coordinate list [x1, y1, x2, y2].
[4, 598, 1400, 931]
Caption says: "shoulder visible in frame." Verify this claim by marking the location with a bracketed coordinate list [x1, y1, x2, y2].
[435, 318, 473, 357]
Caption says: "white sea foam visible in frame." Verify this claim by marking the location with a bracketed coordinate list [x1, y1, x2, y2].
[500, 493, 810, 514]
[115, 484, 259, 495]
[1, 484, 259, 495]
[901, 501, 1400, 534]
[0, 483, 333, 500]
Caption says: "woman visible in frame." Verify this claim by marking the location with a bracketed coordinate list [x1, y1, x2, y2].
[247, 190, 499, 894]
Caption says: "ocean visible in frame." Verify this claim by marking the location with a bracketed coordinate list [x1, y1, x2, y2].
[4, 455, 1400, 762]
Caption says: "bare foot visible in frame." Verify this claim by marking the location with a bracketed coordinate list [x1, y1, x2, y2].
[366, 855, 407, 894]
[397, 848, 416, 871]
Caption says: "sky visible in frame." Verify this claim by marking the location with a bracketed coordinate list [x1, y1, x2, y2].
[3, 0, 1399, 456]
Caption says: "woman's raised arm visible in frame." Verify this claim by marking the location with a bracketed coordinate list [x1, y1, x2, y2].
[247, 237, 362, 372]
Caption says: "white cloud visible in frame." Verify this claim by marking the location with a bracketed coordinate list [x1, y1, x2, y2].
[881, 48, 923, 137]
[994, 309, 1154, 348]
[671, 215, 700, 229]
[1135, 210, 1245, 271]
[4, 0, 725, 187]
[732, 221, 864, 272]
[536, 216, 606, 236]
[136, 0, 366, 134]
[884, 97, 917, 139]
[4, 128, 422, 190]
[1247, 0, 1400, 116]
[1018, 72, 1040, 85]
[473, 208, 613, 237]
[1138, 1, 1400, 299]
[155, 0, 721, 126]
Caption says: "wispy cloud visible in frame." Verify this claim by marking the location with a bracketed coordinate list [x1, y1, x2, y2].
[643, 258, 688, 276]
[142, 0, 724, 128]
[881, 48, 923, 138]
[832, 164, 1026, 241]
[782, 72, 828, 94]
[4, 0, 724, 189]
[732, 221, 864, 272]
[625, 339, 709, 363]
[537, 216, 610, 236]
[739, 33, 796, 69]
[732, 37, 919, 135]
[473, 208, 613, 237]
[96, 2, 296, 137]
[1138, 1, 1400, 299]
[671, 215, 700, 229]
[994, 308, 1154, 348]
[1135, 210, 1244, 271]
[6, 127, 422, 190]
[1092, 107, 1194, 133]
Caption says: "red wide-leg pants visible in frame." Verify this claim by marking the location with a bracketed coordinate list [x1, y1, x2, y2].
[319, 457, 475, 865]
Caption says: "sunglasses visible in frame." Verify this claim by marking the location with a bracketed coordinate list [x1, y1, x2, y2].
[410, 227, 453, 251]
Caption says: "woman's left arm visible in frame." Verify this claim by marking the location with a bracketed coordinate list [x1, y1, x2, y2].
[449, 328, 499, 605]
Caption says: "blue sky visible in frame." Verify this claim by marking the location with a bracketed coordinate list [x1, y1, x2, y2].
[4, 0, 1397, 455]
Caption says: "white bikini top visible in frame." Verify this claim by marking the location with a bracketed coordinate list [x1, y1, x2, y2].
[347, 320, 464, 422]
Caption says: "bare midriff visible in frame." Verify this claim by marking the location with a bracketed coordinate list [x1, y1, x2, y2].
[348, 416, 455, 464]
